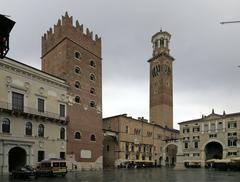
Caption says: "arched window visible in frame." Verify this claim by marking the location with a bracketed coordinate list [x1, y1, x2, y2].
[90, 88, 95, 95]
[160, 38, 164, 47]
[25, 122, 32, 136]
[155, 41, 158, 48]
[2, 118, 10, 133]
[90, 101, 96, 108]
[75, 66, 81, 74]
[38, 124, 44, 137]
[75, 96, 80, 103]
[75, 51, 81, 59]
[90, 74, 96, 81]
[90, 134, 96, 141]
[60, 127, 65, 140]
[75, 81, 81, 89]
[75, 132, 81, 139]
[90, 60, 96, 67]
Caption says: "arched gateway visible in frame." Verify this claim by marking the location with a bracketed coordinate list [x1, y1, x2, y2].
[162, 141, 180, 167]
[8, 147, 26, 172]
[205, 141, 223, 160]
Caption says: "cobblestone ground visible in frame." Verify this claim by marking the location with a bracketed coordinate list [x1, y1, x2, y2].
[1, 168, 240, 182]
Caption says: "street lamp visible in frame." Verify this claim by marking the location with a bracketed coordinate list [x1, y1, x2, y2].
[0, 14, 15, 59]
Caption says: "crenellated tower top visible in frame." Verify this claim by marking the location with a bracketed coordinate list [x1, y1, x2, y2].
[41, 12, 101, 58]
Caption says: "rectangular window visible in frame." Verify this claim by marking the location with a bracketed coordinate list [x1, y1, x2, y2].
[209, 134, 217, 138]
[125, 143, 129, 152]
[193, 136, 200, 140]
[125, 126, 128, 133]
[38, 98, 44, 112]
[60, 104, 65, 117]
[183, 128, 190, 133]
[131, 144, 134, 152]
[194, 142, 198, 148]
[193, 127, 200, 133]
[60, 152, 65, 159]
[125, 154, 129, 160]
[210, 123, 216, 131]
[228, 122, 237, 129]
[193, 153, 200, 157]
[204, 124, 208, 132]
[38, 151, 45, 162]
[228, 139, 237, 147]
[184, 142, 188, 149]
[218, 122, 223, 130]
[228, 152, 237, 156]
[12, 92, 24, 112]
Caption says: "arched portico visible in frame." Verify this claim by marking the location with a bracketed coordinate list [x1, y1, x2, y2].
[8, 147, 26, 172]
[200, 139, 226, 166]
[0, 141, 33, 174]
[162, 141, 180, 167]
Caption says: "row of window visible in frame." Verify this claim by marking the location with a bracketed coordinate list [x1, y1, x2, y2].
[125, 143, 153, 153]
[125, 125, 167, 138]
[74, 82, 96, 95]
[74, 132, 96, 142]
[1, 118, 98, 142]
[74, 52, 96, 67]
[185, 152, 239, 157]
[74, 97, 96, 108]
[12, 92, 66, 117]
[74, 71, 97, 81]
[125, 154, 152, 161]
[184, 153, 200, 157]
[182, 121, 237, 134]
[184, 142, 199, 149]
[1, 118, 66, 139]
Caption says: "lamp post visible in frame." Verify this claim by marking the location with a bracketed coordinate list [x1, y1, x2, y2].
[0, 14, 15, 59]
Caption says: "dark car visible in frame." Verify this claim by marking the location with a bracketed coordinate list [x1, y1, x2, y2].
[12, 165, 37, 179]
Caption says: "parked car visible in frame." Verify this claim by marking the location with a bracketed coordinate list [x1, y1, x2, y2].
[12, 165, 37, 179]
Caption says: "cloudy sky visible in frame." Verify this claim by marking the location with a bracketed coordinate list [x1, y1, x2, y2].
[1, 0, 240, 129]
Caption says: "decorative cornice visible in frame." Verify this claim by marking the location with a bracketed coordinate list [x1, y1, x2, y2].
[147, 52, 174, 63]
[0, 58, 69, 89]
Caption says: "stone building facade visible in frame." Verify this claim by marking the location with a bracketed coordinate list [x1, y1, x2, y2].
[41, 12, 102, 170]
[0, 57, 68, 174]
[103, 114, 179, 168]
[178, 109, 240, 167]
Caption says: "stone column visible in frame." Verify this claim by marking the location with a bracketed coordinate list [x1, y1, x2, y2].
[162, 152, 166, 166]
[2, 144, 9, 174]
[215, 121, 218, 132]
[200, 150, 205, 167]
[174, 141, 185, 170]
[223, 121, 225, 132]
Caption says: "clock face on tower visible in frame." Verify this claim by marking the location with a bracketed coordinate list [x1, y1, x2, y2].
[151, 64, 171, 77]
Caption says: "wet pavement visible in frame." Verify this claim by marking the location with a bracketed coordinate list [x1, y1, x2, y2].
[1, 168, 240, 182]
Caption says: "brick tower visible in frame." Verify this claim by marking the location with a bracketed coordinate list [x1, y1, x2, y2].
[41, 12, 102, 169]
[148, 30, 174, 129]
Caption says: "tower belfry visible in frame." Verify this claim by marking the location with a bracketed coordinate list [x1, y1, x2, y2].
[148, 30, 174, 128]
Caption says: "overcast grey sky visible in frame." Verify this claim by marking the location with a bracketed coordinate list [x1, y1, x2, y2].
[1, 0, 240, 129]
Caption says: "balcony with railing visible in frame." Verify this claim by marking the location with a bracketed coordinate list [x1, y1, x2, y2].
[0, 101, 68, 123]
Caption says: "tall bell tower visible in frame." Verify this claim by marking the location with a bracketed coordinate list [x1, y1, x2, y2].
[148, 30, 174, 128]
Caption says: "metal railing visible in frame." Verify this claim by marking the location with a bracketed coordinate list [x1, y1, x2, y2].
[0, 101, 66, 121]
